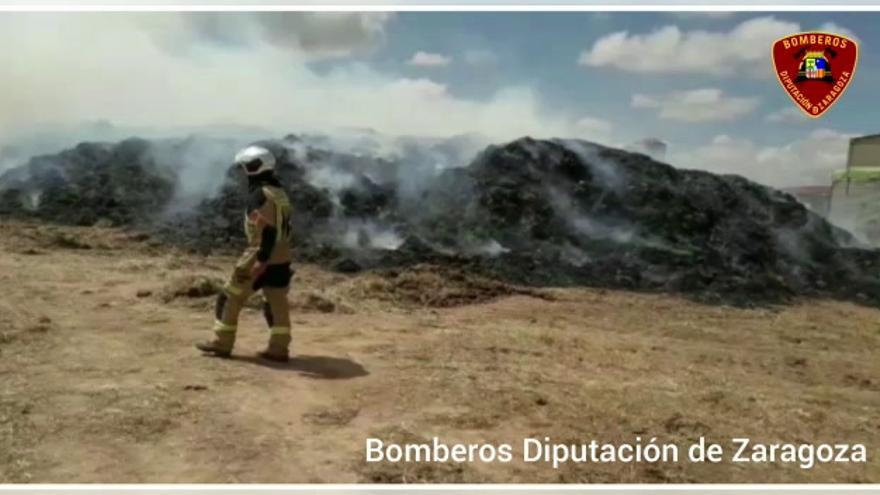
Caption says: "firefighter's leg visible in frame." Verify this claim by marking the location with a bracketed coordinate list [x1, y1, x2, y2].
[258, 287, 291, 362]
[195, 270, 254, 357]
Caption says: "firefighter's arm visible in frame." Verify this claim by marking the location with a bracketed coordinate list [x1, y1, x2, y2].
[251, 200, 277, 278]
[233, 191, 272, 269]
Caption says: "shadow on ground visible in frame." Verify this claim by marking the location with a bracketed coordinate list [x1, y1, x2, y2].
[231, 354, 369, 379]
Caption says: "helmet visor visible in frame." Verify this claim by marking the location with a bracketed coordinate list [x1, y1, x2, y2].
[241, 158, 265, 175]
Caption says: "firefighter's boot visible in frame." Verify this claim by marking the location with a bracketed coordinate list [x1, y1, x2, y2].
[196, 290, 247, 357]
[195, 323, 237, 358]
[258, 288, 291, 362]
[257, 332, 291, 362]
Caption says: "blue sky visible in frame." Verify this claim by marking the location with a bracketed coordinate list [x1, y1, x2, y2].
[347, 12, 877, 147]
[0, 12, 876, 187]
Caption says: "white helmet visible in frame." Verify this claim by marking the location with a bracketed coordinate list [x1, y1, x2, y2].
[234, 145, 276, 175]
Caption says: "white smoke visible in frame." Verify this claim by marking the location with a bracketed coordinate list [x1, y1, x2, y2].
[458, 237, 510, 257]
[560, 243, 592, 267]
[0, 12, 599, 156]
[340, 220, 404, 251]
[477, 239, 510, 256]
[306, 166, 359, 192]
[669, 130, 855, 189]
[570, 214, 637, 244]
[556, 139, 627, 191]
[25, 190, 42, 211]
[146, 137, 249, 213]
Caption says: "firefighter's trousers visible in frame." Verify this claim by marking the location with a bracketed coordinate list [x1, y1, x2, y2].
[211, 263, 293, 353]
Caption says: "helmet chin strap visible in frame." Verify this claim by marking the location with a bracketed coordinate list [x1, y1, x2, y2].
[247, 170, 278, 189]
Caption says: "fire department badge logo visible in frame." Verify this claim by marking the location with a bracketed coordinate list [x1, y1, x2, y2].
[771, 32, 858, 118]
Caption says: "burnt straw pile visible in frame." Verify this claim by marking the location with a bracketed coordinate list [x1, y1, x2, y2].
[2, 134, 879, 306]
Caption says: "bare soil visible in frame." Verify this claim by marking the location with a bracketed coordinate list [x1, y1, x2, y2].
[0, 221, 877, 483]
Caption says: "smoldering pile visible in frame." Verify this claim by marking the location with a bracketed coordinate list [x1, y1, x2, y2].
[2, 133, 879, 307]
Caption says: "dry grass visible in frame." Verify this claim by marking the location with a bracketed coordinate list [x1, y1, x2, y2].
[158, 275, 225, 303]
[0, 220, 877, 483]
[340, 265, 551, 308]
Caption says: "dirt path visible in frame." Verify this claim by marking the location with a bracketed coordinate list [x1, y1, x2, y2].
[0, 221, 878, 483]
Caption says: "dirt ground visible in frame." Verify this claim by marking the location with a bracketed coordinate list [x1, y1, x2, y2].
[0, 220, 877, 483]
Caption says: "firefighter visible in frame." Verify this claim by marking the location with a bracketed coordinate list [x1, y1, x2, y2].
[196, 145, 294, 362]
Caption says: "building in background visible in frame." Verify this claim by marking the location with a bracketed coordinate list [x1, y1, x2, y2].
[829, 133, 880, 245]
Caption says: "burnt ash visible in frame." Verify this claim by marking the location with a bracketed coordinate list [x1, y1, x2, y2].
[2, 135, 879, 307]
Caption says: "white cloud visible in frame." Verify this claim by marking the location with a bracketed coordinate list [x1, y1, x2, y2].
[141, 12, 394, 59]
[407, 51, 452, 67]
[387, 78, 449, 99]
[765, 106, 810, 124]
[0, 13, 610, 151]
[631, 88, 760, 122]
[574, 116, 613, 134]
[818, 22, 860, 43]
[573, 115, 614, 141]
[670, 129, 854, 187]
[580, 16, 856, 77]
